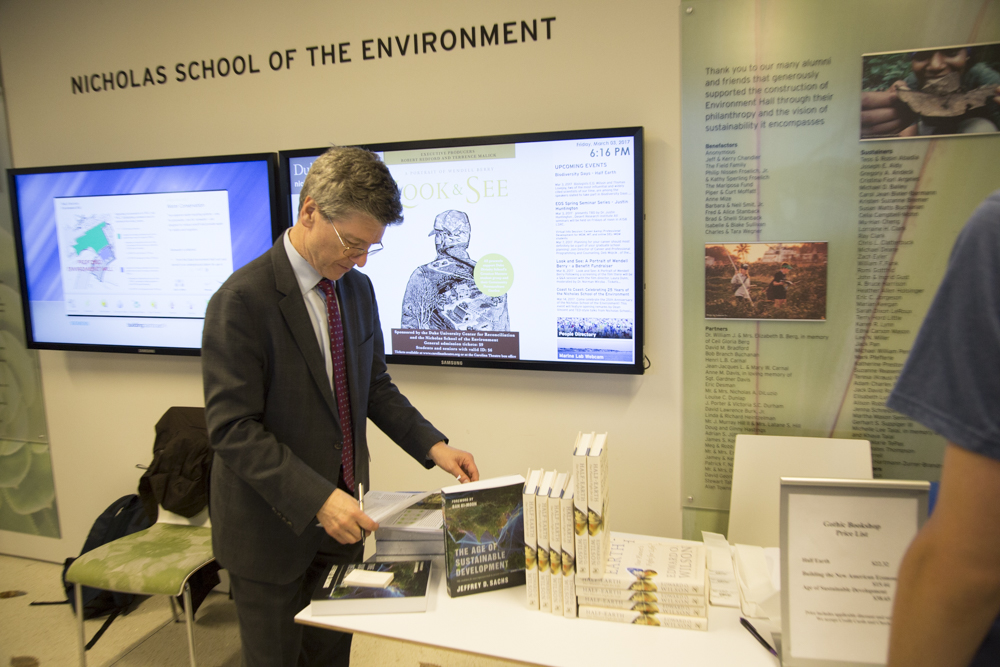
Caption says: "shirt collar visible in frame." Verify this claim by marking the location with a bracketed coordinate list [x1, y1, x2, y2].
[283, 228, 326, 296]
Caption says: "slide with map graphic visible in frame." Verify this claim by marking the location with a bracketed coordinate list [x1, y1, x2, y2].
[63, 217, 118, 287]
[9, 154, 277, 354]
[53, 191, 233, 318]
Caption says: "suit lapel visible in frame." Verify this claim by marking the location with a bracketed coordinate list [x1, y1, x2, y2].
[270, 242, 339, 420]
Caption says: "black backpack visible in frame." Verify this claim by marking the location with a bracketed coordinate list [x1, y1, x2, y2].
[32, 493, 152, 649]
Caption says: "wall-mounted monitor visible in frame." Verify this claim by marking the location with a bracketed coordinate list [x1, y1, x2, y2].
[279, 127, 644, 374]
[8, 153, 281, 355]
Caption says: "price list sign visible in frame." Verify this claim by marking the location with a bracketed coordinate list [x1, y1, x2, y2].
[780, 478, 929, 667]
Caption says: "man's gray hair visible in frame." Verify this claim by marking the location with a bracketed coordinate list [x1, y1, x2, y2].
[298, 146, 403, 226]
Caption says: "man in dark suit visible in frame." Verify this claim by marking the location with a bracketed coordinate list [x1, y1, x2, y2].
[202, 147, 479, 666]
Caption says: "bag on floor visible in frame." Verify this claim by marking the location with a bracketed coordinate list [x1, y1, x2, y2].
[63, 494, 152, 616]
[31, 493, 152, 649]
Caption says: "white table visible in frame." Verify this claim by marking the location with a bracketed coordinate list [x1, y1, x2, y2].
[296, 567, 780, 666]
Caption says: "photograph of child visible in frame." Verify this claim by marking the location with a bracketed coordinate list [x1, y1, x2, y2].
[861, 42, 1000, 139]
[705, 243, 827, 321]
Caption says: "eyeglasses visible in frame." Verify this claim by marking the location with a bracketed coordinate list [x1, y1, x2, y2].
[319, 211, 384, 259]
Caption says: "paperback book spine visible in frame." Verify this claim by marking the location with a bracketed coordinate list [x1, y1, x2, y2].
[586, 433, 610, 579]
[536, 480, 552, 613]
[563, 569, 577, 617]
[573, 586, 705, 607]
[577, 605, 708, 631]
[573, 433, 591, 579]
[548, 488, 562, 615]
[574, 594, 706, 616]
[560, 475, 577, 618]
[523, 473, 539, 610]
[575, 575, 706, 596]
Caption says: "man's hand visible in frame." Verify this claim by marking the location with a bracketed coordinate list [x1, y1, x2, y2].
[316, 488, 378, 544]
[861, 82, 917, 137]
[429, 442, 480, 483]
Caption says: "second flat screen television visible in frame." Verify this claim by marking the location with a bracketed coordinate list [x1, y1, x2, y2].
[280, 127, 644, 374]
[9, 153, 280, 355]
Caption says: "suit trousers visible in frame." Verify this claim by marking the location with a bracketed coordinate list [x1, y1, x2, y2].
[229, 536, 364, 667]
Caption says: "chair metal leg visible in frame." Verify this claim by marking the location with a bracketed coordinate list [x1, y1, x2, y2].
[74, 583, 87, 667]
[169, 595, 180, 622]
[183, 583, 197, 667]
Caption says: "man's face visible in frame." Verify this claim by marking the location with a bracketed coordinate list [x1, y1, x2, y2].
[911, 49, 968, 85]
[297, 196, 385, 280]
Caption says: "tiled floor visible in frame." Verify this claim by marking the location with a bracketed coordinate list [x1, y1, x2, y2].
[0, 554, 526, 667]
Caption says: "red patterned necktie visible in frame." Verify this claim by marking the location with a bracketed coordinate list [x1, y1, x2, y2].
[317, 278, 355, 491]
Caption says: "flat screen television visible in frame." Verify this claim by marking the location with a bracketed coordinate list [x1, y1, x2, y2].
[8, 153, 281, 355]
[279, 127, 644, 374]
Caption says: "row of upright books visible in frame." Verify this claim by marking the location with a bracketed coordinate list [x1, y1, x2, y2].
[524, 431, 612, 616]
[523, 468, 577, 616]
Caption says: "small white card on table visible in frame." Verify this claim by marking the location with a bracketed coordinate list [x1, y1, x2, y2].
[342, 569, 394, 588]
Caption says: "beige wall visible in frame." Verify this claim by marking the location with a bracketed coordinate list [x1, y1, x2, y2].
[0, 0, 683, 562]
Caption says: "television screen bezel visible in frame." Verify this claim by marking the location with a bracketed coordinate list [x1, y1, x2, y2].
[278, 126, 645, 375]
[7, 151, 283, 356]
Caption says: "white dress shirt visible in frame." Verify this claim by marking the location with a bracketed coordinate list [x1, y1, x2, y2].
[283, 229, 337, 389]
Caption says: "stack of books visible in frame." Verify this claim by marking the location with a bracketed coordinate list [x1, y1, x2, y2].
[371, 491, 445, 559]
[575, 532, 708, 631]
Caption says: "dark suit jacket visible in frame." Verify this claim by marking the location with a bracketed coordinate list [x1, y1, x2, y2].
[202, 238, 446, 585]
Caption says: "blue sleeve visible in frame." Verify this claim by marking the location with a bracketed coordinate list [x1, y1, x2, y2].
[886, 191, 1000, 460]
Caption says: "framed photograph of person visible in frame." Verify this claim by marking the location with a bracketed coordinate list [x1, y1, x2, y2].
[704, 242, 828, 321]
[861, 41, 1000, 140]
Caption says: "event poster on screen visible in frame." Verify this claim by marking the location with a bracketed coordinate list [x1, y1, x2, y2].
[289, 135, 639, 367]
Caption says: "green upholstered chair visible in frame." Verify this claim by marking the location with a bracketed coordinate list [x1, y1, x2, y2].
[65, 507, 215, 667]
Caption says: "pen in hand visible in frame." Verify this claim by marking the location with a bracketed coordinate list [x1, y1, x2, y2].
[740, 617, 778, 657]
[358, 482, 366, 551]
[313, 485, 370, 540]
